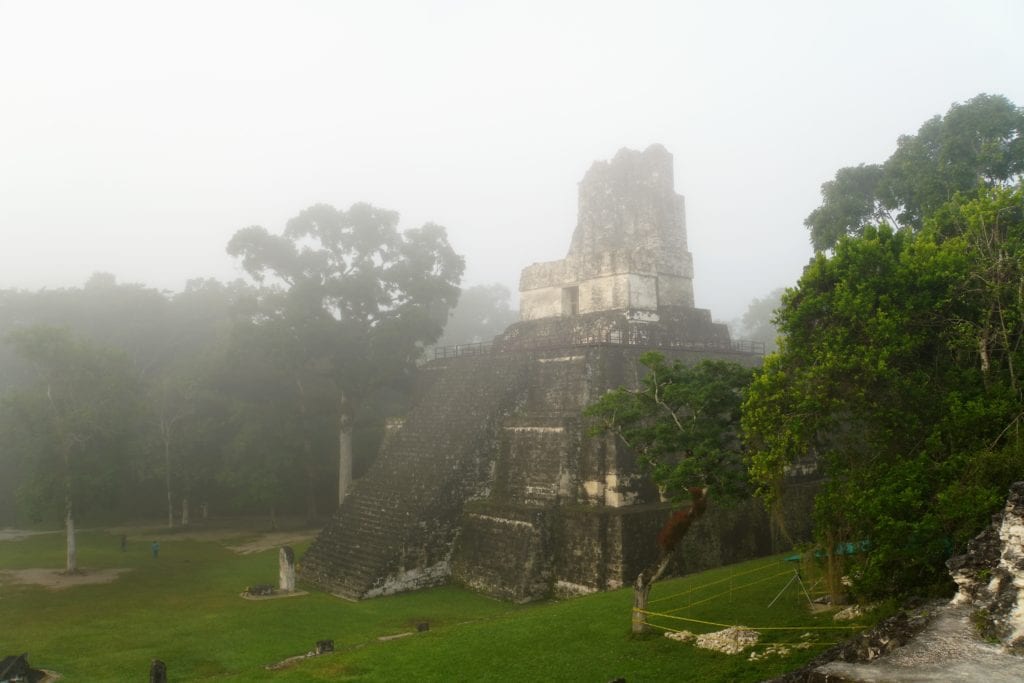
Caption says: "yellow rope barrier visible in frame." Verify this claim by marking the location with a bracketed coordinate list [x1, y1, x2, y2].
[643, 621, 676, 633]
[638, 558, 864, 642]
[637, 609, 732, 628]
[636, 608, 865, 631]
[661, 569, 794, 614]
[650, 559, 784, 605]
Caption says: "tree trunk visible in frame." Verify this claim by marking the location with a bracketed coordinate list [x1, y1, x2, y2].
[181, 495, 190, 527]
[338, 392, 353, 506]
[62, 438, 77, 574]
[305, 464, 318, 521]
[631, 487, 709, 633]
[163, 434, 174, 529]
[338, 427, 352, 506]
[633, 575, 653, 634]
[295, 377, 318, 520]
[270, 505, 278, 531]
[632, 554, 672, 634]
[65, 496, 77, 574]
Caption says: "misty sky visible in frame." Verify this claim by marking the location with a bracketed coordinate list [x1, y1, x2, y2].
[2, 0, 1022, 322]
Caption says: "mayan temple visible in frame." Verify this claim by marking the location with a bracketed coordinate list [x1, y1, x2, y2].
[299, 145, 775, 602]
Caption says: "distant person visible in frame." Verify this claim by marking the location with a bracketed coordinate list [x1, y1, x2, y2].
[151, 541, 160, 559]
[120, 535, 127, 551]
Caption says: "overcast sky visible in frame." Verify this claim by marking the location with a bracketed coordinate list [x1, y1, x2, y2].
[2, 0, 1022, 322]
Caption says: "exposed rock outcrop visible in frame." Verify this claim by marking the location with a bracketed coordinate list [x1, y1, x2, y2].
[774, 482, 1024, 682]
[948, 481, 1024, 652]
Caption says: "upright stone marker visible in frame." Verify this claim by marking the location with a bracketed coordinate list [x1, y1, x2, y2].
[279, 546, 296, 592]
[149, 659, 167, 683]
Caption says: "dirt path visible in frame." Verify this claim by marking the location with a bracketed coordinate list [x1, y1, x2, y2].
[0, 528, 61, 542]
[226, 531, 318, 555]
[2, 525, 318, 553]
[0, 567, 132, 590]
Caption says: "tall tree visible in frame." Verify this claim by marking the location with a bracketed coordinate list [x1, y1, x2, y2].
[147, 279, 251, 527]
[150, 371, 194, 528]
[745, 184, 1024, 598]
[227, 202, 464, 505]
[807, 94, 1024, 251]
[0, 326, 142, 572]
[586, 353, 753, 632]
[214, 311, 336, 521]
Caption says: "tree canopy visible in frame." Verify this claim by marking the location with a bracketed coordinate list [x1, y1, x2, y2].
[587, 353, 754, 505]
[745, 182, 1024, 598]
[227, 202, 464, 504]
[0, 218, 464, 530]
[806, 94, 1024, 251]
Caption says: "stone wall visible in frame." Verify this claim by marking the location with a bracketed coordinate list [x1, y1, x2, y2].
[298, 353, 532, 598]
[496, 309, 732, 352]
[447, 343, 780, 603]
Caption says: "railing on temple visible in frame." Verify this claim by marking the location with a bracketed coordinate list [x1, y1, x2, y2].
[431, 333, 764, 361]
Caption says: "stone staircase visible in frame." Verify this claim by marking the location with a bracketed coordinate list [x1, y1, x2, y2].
[299, 353, 530, 598]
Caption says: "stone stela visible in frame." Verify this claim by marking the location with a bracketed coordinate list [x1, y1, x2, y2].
[279, 546, 296, 593]
[299, 145, 776, 603]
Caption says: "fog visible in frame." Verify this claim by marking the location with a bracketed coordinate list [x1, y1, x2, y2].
[2, 0, 1022, 321]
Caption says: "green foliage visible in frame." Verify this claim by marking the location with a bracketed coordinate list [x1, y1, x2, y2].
[227, 202, 465, 502]
[745, 184, 1024, 599]
[807, 94, 1024, 251]
[586, 353, 754, 504]
[805, 164, 887, 252]
[0, 326, 144, 522]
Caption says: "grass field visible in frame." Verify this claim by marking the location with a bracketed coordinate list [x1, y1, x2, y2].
[0, 525, 870, 681]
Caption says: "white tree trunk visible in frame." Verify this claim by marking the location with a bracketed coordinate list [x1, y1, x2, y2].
[164, 436, 174, 528]
[65, 499, 77, 574]
[632, 554, 672, 634]
[631, 489, 708, 633]
[338, 394, 353, 505]
[338, 427, 352, 505]
[633, 580, 652, 634]
[181, 496, 190, 527]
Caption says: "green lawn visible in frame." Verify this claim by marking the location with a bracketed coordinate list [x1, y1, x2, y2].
[0, 527, 866, 681]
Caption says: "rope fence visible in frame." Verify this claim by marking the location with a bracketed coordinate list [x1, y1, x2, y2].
[638, 556, 866, 643]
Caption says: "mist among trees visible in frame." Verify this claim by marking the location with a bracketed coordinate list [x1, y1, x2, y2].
[0, 205, 516, 537]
